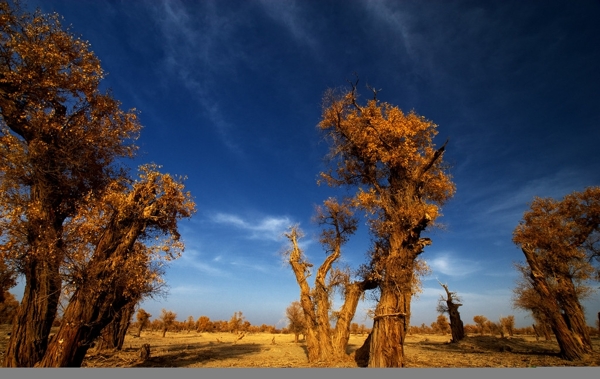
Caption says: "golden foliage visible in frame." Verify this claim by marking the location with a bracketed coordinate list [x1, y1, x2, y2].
[0, 1, 141, 265]
[513, 187, 600, 281]
[317, 82, 454, 366]
[512, 187, 599, 359]
[318, 85, 454, 256]
[62, 164, 195, 300]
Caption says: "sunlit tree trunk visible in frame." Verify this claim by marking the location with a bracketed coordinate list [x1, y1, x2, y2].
[556, 276, 593, 352]
[286, 224, 374, 364]
[4, 255, 61, 367]
[4, 194, 64, 367]
[367, 256, 411, 367]
[39, 214, 145, 366]
[287, 227, 331, 362]
[366, 194, 429, 367]
[522, 246, 593, 360]
[332, 280, 376, 358]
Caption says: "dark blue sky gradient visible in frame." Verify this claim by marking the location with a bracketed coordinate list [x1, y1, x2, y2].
[15, 0, 600, 328]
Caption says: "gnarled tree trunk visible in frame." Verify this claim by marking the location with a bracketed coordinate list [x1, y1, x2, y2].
[439, 282, 464, 343]
[97, 302, 135, 351]
[332, 279, 377, 358]
[556, 276, 593, 352]
[4, 220, 63, 367]
[522, 246, 593, 360]
[286, 225, 375, 364]
[367, 251, 413, 368]
[37, 212, 147, 367]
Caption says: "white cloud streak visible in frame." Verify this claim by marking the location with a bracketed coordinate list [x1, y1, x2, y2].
[463, 168, 594, 236]
[427, 252, 482, 278]
[211, 212, 294, 241]
[258, 0, 318, 53]
[150, 0, 248, 155]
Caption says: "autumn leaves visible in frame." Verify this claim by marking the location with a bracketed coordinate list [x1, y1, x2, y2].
[0, 2, 194, 367]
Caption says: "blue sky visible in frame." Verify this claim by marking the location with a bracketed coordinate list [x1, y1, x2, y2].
[16, 0, 600, 328]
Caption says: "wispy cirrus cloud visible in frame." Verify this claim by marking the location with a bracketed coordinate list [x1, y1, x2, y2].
[173, 247, 230, 277]
[211, 212, 294, 241]
[460, 167, 595, 236]
[150, 0, 248, 155]
[230, 260, 270, 273]
[427, 252, 481, 278]
[258, 0, 319, 53]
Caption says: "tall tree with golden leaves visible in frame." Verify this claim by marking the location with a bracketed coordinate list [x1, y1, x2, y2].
[318, 81, 455, 367]
[513, 188, 600, 360]
[38, 166, 195, 367]
[0, 2, 140, 366]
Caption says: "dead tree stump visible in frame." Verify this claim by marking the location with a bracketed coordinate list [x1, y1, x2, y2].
[139, 344, 151, 361]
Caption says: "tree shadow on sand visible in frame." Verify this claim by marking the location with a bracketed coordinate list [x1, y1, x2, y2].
[410, 336, 561, 357]
[131, 341, 263, 367]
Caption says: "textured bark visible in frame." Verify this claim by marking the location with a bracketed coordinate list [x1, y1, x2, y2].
[37, 211, 146, 366]
[287, 227, 331, 362]
[97, 302, 135, 351]
[4, 238, 62, 367]
[448, 309, 464, 342]
[367, 228, 418, 367]
[332, 279, 377, 358]
[37, 287, 133, 367]
[555, 276, 593, 351]
[368, 284, 408, 367]
[286, 226, 374, 363]
[522, 246, 593, 360]
[439, 282, 464, 343]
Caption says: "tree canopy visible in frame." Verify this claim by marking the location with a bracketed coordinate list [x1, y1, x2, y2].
[513, 186, 600, 360]
[318, 81, 454, 367]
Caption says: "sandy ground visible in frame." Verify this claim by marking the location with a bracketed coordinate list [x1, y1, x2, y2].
[2, 325, 600, 368]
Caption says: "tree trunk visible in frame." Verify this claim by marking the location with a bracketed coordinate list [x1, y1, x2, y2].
[139, 344, 151, 361]
[522, 246, 593, 360]
[332, 279, 377, 358]
[556, 277, 593, 352]
[366, 238, 414, 368]
[533, 324, 540, 341]
[313, 283, 335, 362]
[449, 312, 464, 343]
[4, 254, 61, 367]
[97, 302, 135, 351]
[368, 285, 408, 367]
[37, 283, 132, 367]
[286, 227, 330, 363]
[440, 282, 464, 343]
[37, 209, 147, 367]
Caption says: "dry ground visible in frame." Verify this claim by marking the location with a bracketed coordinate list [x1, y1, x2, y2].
[1, 325, 600, 368]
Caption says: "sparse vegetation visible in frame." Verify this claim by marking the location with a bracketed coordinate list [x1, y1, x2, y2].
[0, 0, 598, 370]
[286, 301, 305, 343]
[159, 309, 177, 338]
